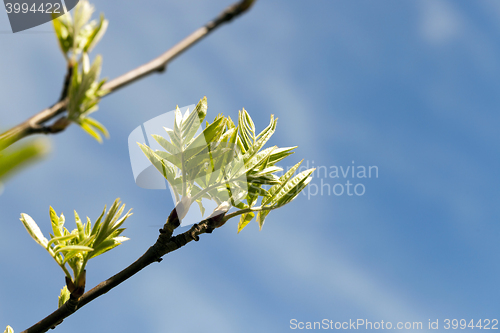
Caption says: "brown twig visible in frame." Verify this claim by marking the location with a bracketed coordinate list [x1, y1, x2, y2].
[58, 61, 74, 102]
[0, 0, 256, 151]
[21, 207, 227, 333]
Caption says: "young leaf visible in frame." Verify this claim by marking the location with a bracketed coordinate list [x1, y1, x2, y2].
[54, 245, 94, 255]
[89, 237, 128, 259]
[256, 210, 270, 230]
[268, 146, 297, 165]
[84, 14, 108, 53]
[85, 117, 109, 139]
[273, 169, 315, 208]
[152, 134, 180, 155]
[74, 211, 85, 242]
[182, 96, 208, 144]
[58, 286, 70, 308]
[237, 212, 255, 233]
[262, 159, 303, 207]
[50, 206, 63, 238]
[19, 214, 49, 248]
[47, 234, 78, 248]
[183, 117, 226, 162]
[138, 143, 177, 182]
[80, 120, 103, 143]
[242, 115, 277, 162]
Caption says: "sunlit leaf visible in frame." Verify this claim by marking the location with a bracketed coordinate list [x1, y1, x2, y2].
[262, 160, 303, 207]
[19, 214, 48, 248]
[54, 245, 94, 255]
[58, 286, 70, 308]
[256, 210, 270, 230]
[237, 212, 255, 233]
[182, 96, 207, 144]
[273, 169, 315, 208]
[84, 14, 108, 53]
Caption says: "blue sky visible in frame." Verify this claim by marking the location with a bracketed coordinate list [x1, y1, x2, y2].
[1, 0, 499, 332]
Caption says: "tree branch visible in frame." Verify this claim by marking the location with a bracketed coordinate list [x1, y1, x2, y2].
[21, 207, 227, 333]
[0, 0, 256, 151]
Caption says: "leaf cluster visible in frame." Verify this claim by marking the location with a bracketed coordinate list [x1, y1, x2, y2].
[67, 54, 108, 142]
[52, 0, 108, 61]
[19, 199, 131, 290]
[52, 0, 109, 142]
[139, 97, 315, 232]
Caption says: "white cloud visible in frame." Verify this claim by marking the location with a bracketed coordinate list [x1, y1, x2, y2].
[418, 0, 463, 44]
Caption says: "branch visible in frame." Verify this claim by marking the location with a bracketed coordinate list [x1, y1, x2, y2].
[0, 0, 256, 151]
[21, 207, 227, 333]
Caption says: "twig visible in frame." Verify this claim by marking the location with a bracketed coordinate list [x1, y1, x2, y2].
[21, 208, 227, 333]
[0, 0, 256, 151]
[58, 62, 73, 102]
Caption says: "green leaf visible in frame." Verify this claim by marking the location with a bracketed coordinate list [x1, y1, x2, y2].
[49, 207, 63, 238]
[256, 210, 270, 230]
[273, 169, 315, 208]
[84, 14, 108, 53]
[61, 249, 85, 265]
[108, 210, 132, 236]
[242, 108, 255, 138]
[52, 16, 67, 54]
[237, 212, 255, 233]
[268, 146, 297, 165]
[238, 111, 252, 151]
[154, 150, 182, 169]
[152, 134, 179, 155]
[164, 128, 182, 149]
[72, 0, 94, 51]
[173, 106, 183, 142]
[247, 182, 271, 197]
[19, 214, 49, 248]
[252, 166, 283, 177]
[262, 159, 303, 206]
[236, 135, 246, 154]
[0, 140, 49, 181]
[233, 146, 276, 179]
[246, 174, 280, 186]
[74, 211, 85, 242]
[93, 199, 131, 247]
[68, 54, 103, 122]
[242, 115, 277, 163]
[58, 286, 70, 308]
[138, 143, 177, 182]
[89, 237, 127, 259]
[85, 117, 109, 139]
[182, 96, 207, 144]
[90, 206, 106, 236]
[183, 117, 226, 162]
[85, 216, 92, 237]
[54, 245, 94, 255]
[47, 234, 78, 248]
[80, 120, 102, 143]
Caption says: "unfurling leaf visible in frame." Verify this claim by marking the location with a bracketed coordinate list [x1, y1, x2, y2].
[237, 212, 255, 233]
[58, 286, 70, 308]
[19, 214, 49, 248]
